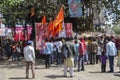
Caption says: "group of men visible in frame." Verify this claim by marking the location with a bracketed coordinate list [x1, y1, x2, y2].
[23, 36, 117, 78]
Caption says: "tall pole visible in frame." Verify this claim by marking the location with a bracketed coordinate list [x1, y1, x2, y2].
[82, 0, 85, 32]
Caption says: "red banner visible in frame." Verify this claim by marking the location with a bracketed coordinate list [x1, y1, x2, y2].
[27, 26, 32, 40]
[65, 23, 73, 37]
[14, 27, 25, 41]
[35, 23, 47, 51]
[14, 26, 32, 41]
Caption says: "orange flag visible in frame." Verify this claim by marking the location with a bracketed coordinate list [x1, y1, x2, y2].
[42, 15, 46, 25]
[47, 21, 54, 36]
[53, 6, 64, 35]
[31, 7, 35, 17]
[53, 22, 62, 35]
[48, 21, 53, 33]
[54, 6, 64, 26]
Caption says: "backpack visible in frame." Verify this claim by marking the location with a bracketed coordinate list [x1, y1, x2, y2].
[62, 44, 69, 59]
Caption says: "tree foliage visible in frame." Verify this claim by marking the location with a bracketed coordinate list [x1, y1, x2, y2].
[113, 24, 120, 35]
[0, 0, 27, 27]
[101, 0, 120, 24]
[0, 0, 119, 31]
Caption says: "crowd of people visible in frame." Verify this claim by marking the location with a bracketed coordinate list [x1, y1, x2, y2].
[0, 35, 120, 78]
[34, 35, 120, 78]
[0, 39, 26, 61]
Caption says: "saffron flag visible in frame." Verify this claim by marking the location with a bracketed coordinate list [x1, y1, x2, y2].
[31, 7, 35, 17]
[53, 22, 62, 34]
[47, 21, 54, 36]
[42, 15, 46, 25]
[53, 6, 64, 36]
[54, 6, 64, 26]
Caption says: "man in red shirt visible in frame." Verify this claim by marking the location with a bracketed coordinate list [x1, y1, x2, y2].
[78, 37, 87, 71]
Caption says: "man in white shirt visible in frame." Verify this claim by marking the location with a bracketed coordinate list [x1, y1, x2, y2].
[23, 40, 35, 78]
[54, 38, 63, 66]
[106, 37, 117, 72]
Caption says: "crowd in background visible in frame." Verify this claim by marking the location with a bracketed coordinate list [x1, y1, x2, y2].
[37, 35, 120, 77]
[0, 39, 26, 61]
[0, 34, 120, 77]
[40, 36, 120, 75]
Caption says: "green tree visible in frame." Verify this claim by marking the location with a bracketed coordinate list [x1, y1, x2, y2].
[0, 0, 119, 31]
[0, 0, 26, 27]
[113, 24, 120, 35]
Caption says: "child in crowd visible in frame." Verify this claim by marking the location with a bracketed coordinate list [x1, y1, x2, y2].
[100, 52, 107, 72]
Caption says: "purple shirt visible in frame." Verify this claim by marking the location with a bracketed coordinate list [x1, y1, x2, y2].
[100, 55, 107, 64]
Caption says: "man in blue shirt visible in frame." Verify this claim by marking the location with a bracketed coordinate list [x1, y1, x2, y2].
[106, 37, 117, 72]
[44, 39, 53, 68]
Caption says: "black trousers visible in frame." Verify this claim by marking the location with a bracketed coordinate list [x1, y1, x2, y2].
[45, 54, 50, 68]
[101, 63, 106, 72]
[96, 55, 100, 64]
